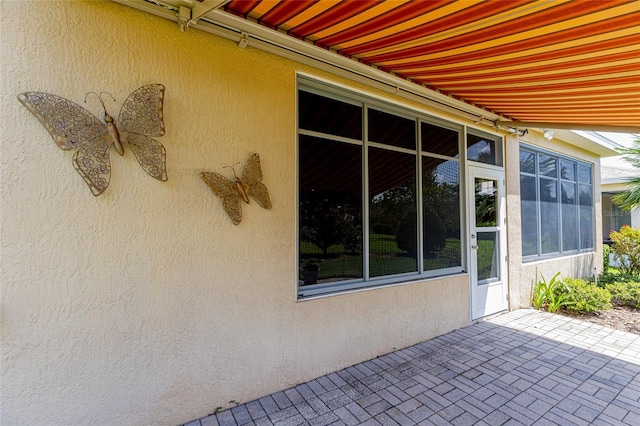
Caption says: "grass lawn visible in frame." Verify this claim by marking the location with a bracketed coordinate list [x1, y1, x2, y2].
[301, 233, 462, 282]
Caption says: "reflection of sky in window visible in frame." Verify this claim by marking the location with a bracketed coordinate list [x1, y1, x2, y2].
[468, 140, 491, 160]
[476, 179, 497, 196]
[578, 165, 592, 184]
[433, 161, 459, 185]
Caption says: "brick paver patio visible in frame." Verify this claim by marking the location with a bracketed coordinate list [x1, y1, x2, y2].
[184, 309, 640, 426]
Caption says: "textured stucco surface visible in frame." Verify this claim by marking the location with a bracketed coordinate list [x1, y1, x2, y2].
[1, 2, 472, 425]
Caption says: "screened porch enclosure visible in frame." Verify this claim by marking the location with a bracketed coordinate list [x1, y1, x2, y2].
[297, 78, 505, 298]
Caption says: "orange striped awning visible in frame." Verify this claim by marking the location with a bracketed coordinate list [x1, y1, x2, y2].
[223, 0, 640, 127]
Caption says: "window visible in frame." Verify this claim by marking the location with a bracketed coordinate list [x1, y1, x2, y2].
[467, 133, 502, 166]
[602, 193, 632, 242]
[520, 145, 594, 260]
[298, 79, 463, 297]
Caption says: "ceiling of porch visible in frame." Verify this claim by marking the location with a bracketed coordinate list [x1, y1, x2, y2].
[117, 0, 640, 132]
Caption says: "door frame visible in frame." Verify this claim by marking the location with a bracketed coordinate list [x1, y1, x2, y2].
[468, 165, 508, 320]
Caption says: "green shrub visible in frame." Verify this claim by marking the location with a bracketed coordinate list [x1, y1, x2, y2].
[532, 272, 573, 313]
[609, 225, 640, 276]
[559, 278, 612, 313]
[594, 270, 640, 287]
[603, 244, 611, 272]
[605, 281, 640, 309]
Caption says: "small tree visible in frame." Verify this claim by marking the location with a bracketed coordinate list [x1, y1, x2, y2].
[609, 225, 640, 276]
[299, 190, 346, 255]
[613, 138, 640, 211]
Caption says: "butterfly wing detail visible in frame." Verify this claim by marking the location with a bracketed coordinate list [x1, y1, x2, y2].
[241, 153, 272, 209]
[126, 134, 167, 181]
[72, 134, 112, 196]
[248, 182, 271, 210]
[118, 84, 165, 136]
[201, 172, 242, 225]
[117, 84, 167, 180]
[18, 91, 112, 195]
[17, 91, 106, 150]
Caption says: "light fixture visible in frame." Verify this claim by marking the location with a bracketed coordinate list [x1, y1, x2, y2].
[543, 129, 554, 140]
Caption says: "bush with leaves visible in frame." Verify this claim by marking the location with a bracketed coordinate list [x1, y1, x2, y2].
[532, 272, 574, 313]
[602, 244, 611, 273]
[593, 270, 640, 287]
[559, 278, 612, 313]
[605, 281, 640, 309]
[609, 225, 640, 277]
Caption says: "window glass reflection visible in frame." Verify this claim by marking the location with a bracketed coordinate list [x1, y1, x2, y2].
[580, 184, 594, 249]
[539, 154, 557, 178]
[475, 178, 497, 227]
[520, 175, 538, 256]
[560, 160, 576, 181]
[298, 91, 362, 139]
[299, 135, 363, 285]
[467, 133, 501, 166]
[520, 151, 535, 174]
[368, 109, 415, 149]
[540, 178, 559, 253]
[422, 121, 459, 157]
[369, 147, 417, 277]
[561, 182, 578, 251]
[476, 231, 499, 282]
[297, 82, 467, 296]
[578, 165, 592, 184]
[422, 157, 461, 271]
[519, 146, 594, 260]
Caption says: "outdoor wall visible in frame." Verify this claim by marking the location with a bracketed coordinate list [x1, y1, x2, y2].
[1, 1, 471, 425]
[505, 131, 603, 309]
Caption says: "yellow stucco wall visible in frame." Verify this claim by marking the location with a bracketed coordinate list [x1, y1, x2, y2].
[1, 2, 473, 424]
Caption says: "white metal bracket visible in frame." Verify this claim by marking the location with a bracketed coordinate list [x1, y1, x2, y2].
[178, 5, 192, 32]
[237, 32, 249, 48]
[177, 0, 229, 32]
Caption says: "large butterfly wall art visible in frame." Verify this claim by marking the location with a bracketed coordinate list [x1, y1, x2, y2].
[201, 153, 272, 225]
[18, 84, 167, 196]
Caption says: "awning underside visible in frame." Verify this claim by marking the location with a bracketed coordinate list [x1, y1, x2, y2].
[222, 0, 640, 128]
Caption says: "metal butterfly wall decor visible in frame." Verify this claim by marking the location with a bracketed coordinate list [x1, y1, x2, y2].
[201, 153, 272, 225]
[17, 84, 167, 196]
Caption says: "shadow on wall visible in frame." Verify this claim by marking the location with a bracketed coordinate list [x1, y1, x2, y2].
[575, 253, 600, 278]
[522, 254, 598, 309]
[183, 310, 640, 426]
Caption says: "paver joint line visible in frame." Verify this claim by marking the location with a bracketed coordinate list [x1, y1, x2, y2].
[184, 310, 640, 426]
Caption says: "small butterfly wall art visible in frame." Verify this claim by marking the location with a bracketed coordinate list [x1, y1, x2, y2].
[201, 153, 272, 225]
[17, 84, 167, 196]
